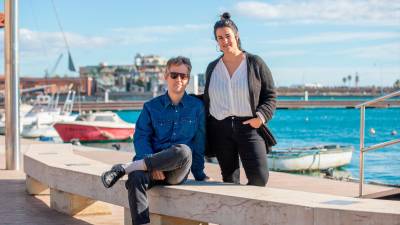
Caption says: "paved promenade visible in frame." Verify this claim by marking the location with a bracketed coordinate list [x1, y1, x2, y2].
[0, 154, 124, 225]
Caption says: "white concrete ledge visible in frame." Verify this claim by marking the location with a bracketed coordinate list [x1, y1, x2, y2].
[24, 143, 400, 225]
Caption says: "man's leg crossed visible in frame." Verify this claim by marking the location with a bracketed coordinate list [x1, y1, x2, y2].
[125, 144, 192, 224]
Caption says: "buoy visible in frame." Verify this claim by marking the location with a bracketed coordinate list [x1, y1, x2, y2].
[369, 128, 376, 135]
[391, 130, 397, 136]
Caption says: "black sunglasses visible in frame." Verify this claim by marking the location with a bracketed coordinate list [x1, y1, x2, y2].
[169, 72, 189, 80]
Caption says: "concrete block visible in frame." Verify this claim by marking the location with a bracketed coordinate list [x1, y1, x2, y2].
[50, 188, 112, 216]
[314, 208, 400, 225]
[123, 208, 209, 225]
[26, 175, 49, 195]
[150, 213, 209, 225]
[124, 207, 132, 225]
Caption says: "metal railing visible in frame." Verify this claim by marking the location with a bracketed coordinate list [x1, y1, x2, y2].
[356, 90, 400, 197]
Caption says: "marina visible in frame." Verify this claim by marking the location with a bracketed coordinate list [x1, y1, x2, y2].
[2, 103, 398, 186]
[106, 106, 400, 186]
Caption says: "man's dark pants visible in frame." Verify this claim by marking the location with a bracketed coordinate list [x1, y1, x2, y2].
[125, 144, 192, 225]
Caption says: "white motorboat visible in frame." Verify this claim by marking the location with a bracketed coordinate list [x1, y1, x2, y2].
[268, 145, 354, 172]
[21, 91, 77, 138]
[0, 103, 33, 134]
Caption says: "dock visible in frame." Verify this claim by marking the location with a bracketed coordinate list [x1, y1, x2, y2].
[64, 100, 400, 112]
[1, 100, 399, 112]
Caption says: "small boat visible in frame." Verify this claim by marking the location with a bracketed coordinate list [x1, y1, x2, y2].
[0, 103, 33, 134]
[53, 111, 135, 143]
[21, 91, 77, 138]
[268, 145, 354, 172]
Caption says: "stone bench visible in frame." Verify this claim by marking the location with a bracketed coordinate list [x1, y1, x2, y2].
[24, 143, 400, 225]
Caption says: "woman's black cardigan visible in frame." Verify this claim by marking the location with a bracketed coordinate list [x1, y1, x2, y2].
[201, 52, 277, 157]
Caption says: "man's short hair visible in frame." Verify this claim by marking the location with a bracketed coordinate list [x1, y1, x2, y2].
[166, 56, 192, 75]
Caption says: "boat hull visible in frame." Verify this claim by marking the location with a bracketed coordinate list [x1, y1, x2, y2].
[53, 123, 134, 142]
[21, 125, 59, 138]
[268, 147, 353, 172]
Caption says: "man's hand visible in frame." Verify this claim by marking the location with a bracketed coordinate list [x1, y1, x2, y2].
[151, 170, 165, 180]
[243, 117, 263, 129]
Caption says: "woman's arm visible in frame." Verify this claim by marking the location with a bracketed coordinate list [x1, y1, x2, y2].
[255, 56, 277, 122]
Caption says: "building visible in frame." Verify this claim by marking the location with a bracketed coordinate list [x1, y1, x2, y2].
[79, 63, 136, 93]
[134, 54, 167, 93]
[0, 76, 91, 95]
[79, 54, 167, 95]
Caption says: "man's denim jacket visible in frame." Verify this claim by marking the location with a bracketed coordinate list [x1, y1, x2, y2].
[133, 92, 206, 180]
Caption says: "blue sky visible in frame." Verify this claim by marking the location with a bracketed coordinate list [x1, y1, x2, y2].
[0, 0, 399, 86]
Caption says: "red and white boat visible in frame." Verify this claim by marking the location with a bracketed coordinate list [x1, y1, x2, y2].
[53, 111, 135, 142]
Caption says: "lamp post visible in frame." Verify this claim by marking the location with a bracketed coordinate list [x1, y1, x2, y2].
[4, 0, 20, 170]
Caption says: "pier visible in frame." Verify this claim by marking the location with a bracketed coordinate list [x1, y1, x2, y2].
[70, 100, 400, 111]
[1, 136, 400, 225]
[50, 100, 400, 111]
[1, 99, 400, 112]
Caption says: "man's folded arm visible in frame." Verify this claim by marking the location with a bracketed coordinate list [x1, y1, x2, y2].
[133, 104, 154, 160]
[191, 107, 207, 181]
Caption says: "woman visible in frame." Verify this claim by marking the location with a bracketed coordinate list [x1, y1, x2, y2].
[204, 12, 277, 186]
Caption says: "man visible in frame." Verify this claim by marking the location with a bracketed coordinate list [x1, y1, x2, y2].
[101, 56, 208, 225]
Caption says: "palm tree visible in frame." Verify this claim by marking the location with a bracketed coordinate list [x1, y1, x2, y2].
[355, 73, 359, 87]
[347, 75, 352, 86]
[342, 77, 347, 86]
[394, 79, 400, 88]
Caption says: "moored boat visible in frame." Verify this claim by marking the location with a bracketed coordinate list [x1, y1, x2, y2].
[21, 91, 77, 138]
[268, 145, 354, 172]
[53, 111, 135, 142]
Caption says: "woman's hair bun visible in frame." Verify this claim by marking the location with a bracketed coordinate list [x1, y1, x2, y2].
[221, 12, 231, 20]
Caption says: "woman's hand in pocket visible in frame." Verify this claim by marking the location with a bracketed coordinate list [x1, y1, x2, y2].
[242, 117, 263, 129]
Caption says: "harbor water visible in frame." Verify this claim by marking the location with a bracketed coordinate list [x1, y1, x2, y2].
[115, 108, 400, 186]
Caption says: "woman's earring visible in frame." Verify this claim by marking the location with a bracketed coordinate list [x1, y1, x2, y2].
[216, 44, 221, 52]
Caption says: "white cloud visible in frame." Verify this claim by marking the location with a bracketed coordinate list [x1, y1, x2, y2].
[273, 66, 400, 87]
[17, 28, 110, 57]
[111, 24, 209, 44]
[14, 24, 209, 57]
[267, 50, 306, 57]
[234, 0, 400, 25]
[336, 42, 400, 60]
[266, 32, 400, 45]
[112, 24, 208, 34]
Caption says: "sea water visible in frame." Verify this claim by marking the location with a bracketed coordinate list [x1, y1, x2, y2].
[115, 107, 400, 185]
